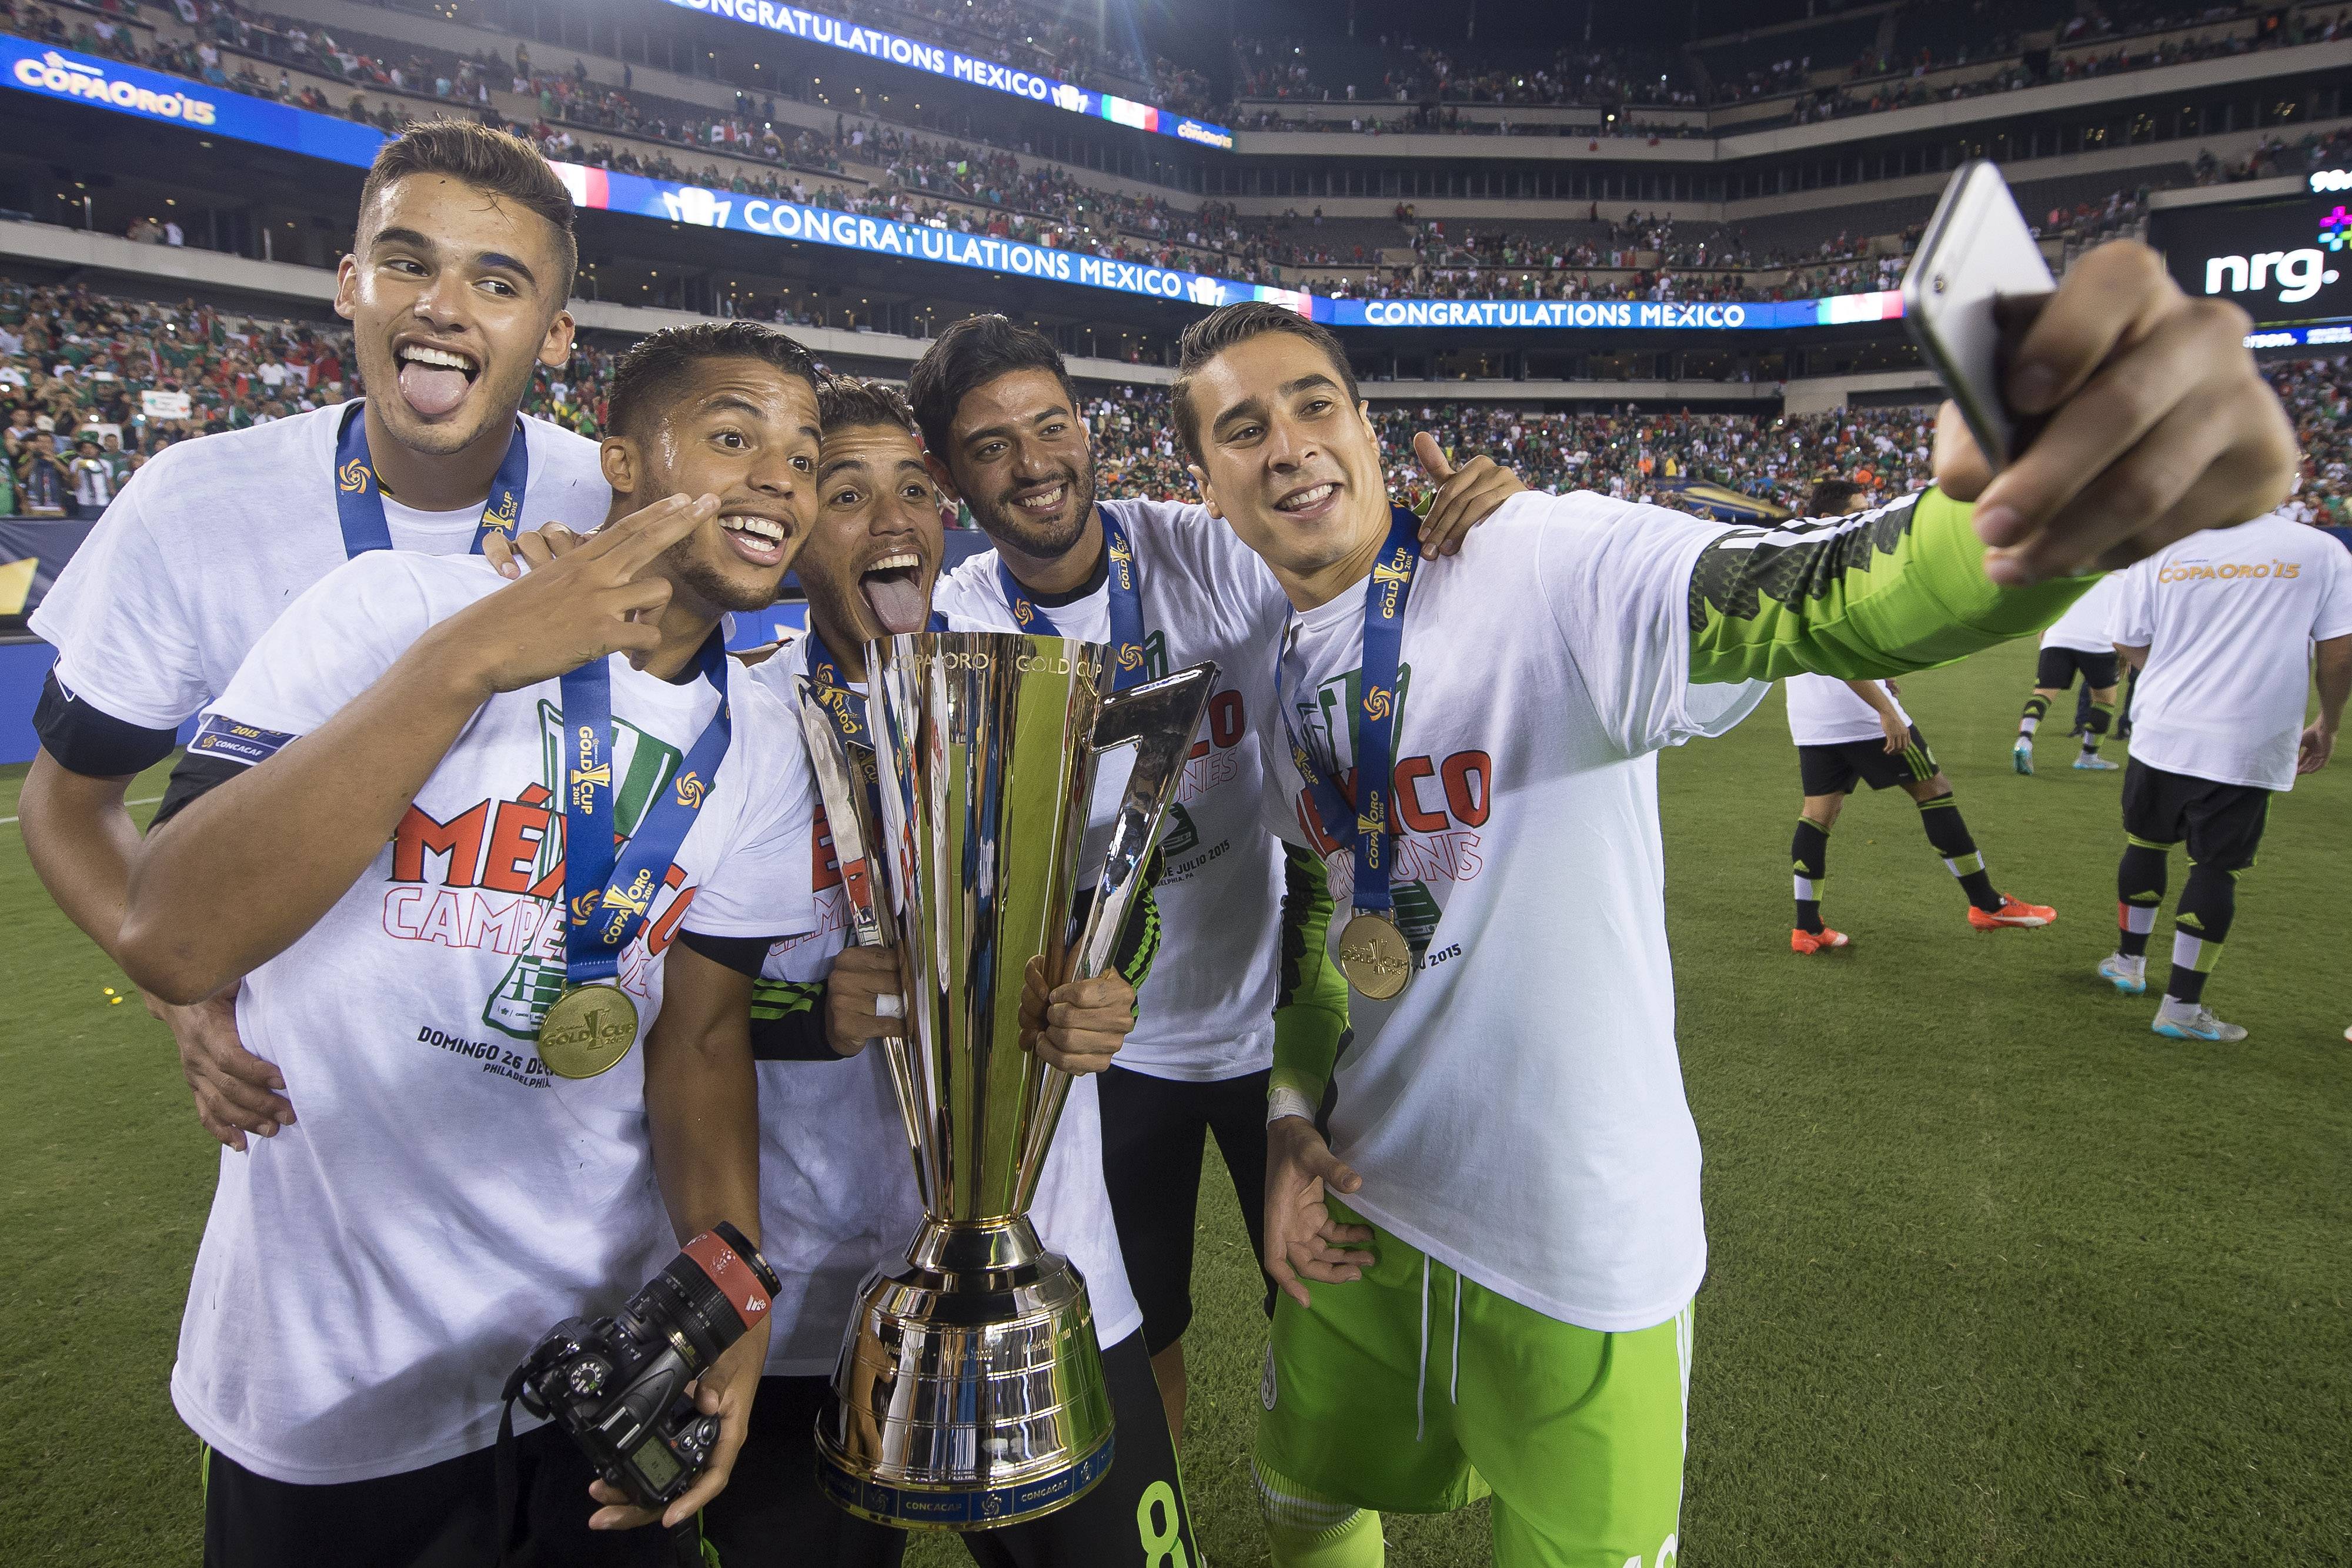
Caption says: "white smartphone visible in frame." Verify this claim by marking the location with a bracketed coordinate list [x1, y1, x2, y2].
[1901, 161, 2056, 472]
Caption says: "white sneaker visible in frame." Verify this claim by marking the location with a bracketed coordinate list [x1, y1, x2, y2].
[2098, 953, 2146, 994]
[2151, 1001, 2247, 1043]
[2012, 737, 2034, 775]
[2072, 754, 2120, 771]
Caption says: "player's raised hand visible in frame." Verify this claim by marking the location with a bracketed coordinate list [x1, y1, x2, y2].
[1264, 1114, 1375, 1309]
[826, 944, 906, 1056]
[1930, 241, 2296, 585]
[428, 493, 715, 696]
[1018, 953, 1134, 1074]
[1412, 430, 1526, 557]
[482, 520, 586, 580]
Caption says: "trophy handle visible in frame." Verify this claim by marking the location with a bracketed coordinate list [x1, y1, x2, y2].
[1068, 661, 1218, 981]
[796, 680, 938, 1209]
[1013, 661, 1218, 1210]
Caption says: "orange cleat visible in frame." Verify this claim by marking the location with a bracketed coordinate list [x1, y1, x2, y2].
[1791, 927, 1850, 954]
[1968, 895, 2056, 929]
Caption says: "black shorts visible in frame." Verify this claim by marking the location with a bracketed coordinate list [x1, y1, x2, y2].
[1797, 725, 1938, 796]
[2036, 646, 2120, 692]
[2122, 759, 2271, 872]
[202, 1423, 686, 1568]
[1097, 1062, 1274, 1354]
[705, 1332, 1200, 1568]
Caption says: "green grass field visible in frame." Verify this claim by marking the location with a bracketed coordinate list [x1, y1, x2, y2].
[4, 638, 2346, 1566]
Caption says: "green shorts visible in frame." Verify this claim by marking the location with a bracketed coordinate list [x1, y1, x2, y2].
[1255, 1201, 1693, 1568]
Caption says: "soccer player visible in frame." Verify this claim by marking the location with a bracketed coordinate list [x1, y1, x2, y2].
[1171, 238, 2294, 1568]
[2096, 511, 2351, 1040]
[2013, 571, 2125, 773]
[907, 315, 1519, 1440]
[705, 376, 1188, 1568]
[1785, 671, 2055, 951]
[113, 323, 829, 1565]
[19, 123, 609, 1154]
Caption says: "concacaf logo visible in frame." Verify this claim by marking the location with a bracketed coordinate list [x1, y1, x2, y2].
[569, 890, 602, 922]
[1117, 643, 1145, 671]
[673, 770, 707, 808]
[1362, 684, 1394, 720]
[337, 458, 375, 494]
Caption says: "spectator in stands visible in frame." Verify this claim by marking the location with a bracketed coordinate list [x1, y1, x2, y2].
[16, 429, 69, 516]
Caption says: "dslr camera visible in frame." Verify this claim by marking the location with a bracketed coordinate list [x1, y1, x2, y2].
[513, 1222, 780, 1508]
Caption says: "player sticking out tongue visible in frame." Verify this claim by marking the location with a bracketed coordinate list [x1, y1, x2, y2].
[395, 342, 480, 419]
[796, 378, 948, 667]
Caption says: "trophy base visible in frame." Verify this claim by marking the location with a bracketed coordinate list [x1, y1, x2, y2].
[814, 1215, 1115, 1530]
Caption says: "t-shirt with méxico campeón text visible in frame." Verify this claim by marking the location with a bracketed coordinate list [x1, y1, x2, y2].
[1262, 490, 1765, 1332]
[168, 550, 817, 1486]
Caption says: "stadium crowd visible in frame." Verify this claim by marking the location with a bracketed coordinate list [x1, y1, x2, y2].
[9, 272, 2343, 527]
[9, 1, 2322, 307]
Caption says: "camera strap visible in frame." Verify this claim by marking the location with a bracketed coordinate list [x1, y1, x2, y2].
[490, 1366, 705, 1568]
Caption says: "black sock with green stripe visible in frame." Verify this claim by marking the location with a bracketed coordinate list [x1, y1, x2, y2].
[1916, 793, 2000, 911]
[2166, 862, 2237, 1005]
[2018, 694, 2047, 737]
[1792, 816, 1830, 934]
[2117, 840, 2169, 957]
[2082, 698, 2115, 756]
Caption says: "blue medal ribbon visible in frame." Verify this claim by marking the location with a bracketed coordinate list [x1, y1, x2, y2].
[557, 634, 733, 989]
[994, 506, 1150, 690]
[1275, 506, 1422, 919]
[333, 400, 528, 557]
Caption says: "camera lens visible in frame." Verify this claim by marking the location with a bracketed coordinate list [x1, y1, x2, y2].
[632, 1222, 783, 1370]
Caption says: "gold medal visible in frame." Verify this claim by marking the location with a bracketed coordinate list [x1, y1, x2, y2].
[537, 983, 640, 1079]
[1335, 911, 1414, 1001]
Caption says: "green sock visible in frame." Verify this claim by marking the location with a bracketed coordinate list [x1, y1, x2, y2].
[1267, 1509, 1385, 1567]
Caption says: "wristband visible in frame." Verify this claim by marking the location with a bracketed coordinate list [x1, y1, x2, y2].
[1267, 1086, 1318, 1127]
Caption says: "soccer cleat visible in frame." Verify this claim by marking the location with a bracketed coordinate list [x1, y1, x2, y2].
[2151, 1003, 2247, 1043]
[1969, 895, 2056, 930]
[2098, 953, 2147, 994]
[1790, 927, 1850, 954]
[2072, 754, 2120, 771]
[2012, 737, 2035, 775]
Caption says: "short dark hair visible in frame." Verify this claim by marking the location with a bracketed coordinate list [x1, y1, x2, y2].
[906, 315, 1076, 460]
[818, 375, 919, 440]
[1806, 478, 1863, 516]
[1172, 302, 1359, 465]
[356, 121, 578, 302]
[606, 322, 818, 442]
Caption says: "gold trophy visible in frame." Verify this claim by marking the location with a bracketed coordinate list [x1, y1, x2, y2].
[800, 631, 1214, 1529]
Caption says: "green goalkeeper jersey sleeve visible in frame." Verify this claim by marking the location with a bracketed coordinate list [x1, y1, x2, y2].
[1685, 487, 2094, 684]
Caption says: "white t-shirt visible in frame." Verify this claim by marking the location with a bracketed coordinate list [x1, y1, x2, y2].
[1262, 491, 1765, 1332]
[2039, 571, 2122, 655]
[934, 497, 1292, 1082]
[741, 636, 1144, 1375]
[170, 551, 818, 1485]
[2110, 515, 2352, 792]
[1783, 673, 1912, 748]
[31, 402, 609, 733]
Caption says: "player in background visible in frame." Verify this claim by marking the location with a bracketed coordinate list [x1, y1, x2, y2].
[1175, 238, 2294, 1568]
[1785, 671, 2056, 951]
[908, 315, 1520, 1440]
[701, 375, 1191, 1568]
[18, 122, 608, 1154]
[2014, 571, 2125, 773]
[2096, 511, 2351, 1040]
[112, 323, 829, 1566]
[1786, 480, 2053, 951]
